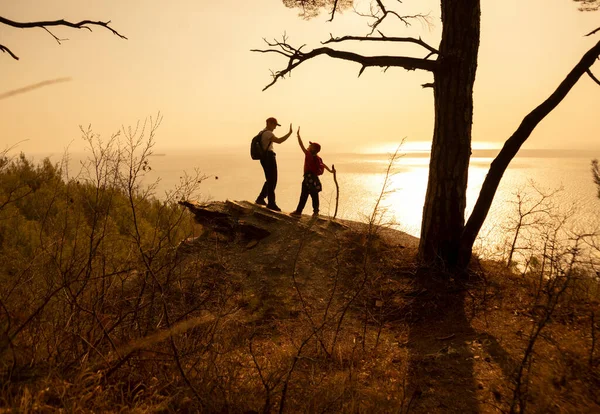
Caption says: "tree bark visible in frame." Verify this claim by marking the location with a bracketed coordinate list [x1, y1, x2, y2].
[418, 0, 480, 268]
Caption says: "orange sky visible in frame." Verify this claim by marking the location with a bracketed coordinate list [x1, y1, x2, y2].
[0, 0, 598, 154]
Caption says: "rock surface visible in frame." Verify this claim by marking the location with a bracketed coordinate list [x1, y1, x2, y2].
[177, 199, 419, 320]
[179, 199, 419, 248]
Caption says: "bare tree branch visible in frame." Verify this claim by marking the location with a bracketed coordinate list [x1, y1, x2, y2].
[461, 39, 600, 262]
[0, 44, 18, 60]
[42, 27, 67, 44]
[0, 16, 126, 38]
[587, 68, 600, 85]
[327, 0, 340, 21]
[586, 26, 600, 36]
[0, 16, 126, 60]
[353, 1, 432, 36]
[323, 32, 439, 56]
[252, 37, 437, 90]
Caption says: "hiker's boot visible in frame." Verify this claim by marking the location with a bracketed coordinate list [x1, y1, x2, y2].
[267, 204, 282, 212]
[255, 198, 267, 206]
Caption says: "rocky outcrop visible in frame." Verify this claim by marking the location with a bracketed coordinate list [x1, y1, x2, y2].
[179, 200, 273, 241]
[179, 199, 418, 249]
[178, 200, 350, 241]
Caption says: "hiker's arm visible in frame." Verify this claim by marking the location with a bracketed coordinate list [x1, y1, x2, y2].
[297, 126, 307, 154]
[271, 123, 293, 144]
[323, 163, 333, 173]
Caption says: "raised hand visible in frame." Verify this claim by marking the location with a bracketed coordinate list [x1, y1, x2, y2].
[297, 126, 301, 138]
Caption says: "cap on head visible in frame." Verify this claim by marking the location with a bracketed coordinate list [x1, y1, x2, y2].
[266, 117, 281, 126]
[309, 141, 321, 152]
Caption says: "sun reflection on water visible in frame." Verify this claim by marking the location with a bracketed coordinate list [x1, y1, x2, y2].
[334, 154, 599, 257]
[338, 156, 493, 238]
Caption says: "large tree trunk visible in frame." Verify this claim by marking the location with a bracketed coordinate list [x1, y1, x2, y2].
[418, 0, 481, 268]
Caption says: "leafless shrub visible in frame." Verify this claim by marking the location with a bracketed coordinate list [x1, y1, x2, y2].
[0, 115, 236, 411]
[508, 208, 600, 413]
[494, 181, 569, 270]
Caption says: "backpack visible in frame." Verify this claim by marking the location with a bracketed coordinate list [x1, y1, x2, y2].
[314, 154, 325, 175]
[250, 130, 267, 160]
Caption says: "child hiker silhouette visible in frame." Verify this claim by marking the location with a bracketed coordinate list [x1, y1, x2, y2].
[290, 127, 334, 217]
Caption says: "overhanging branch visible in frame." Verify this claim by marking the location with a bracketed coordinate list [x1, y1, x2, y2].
[461, 39, 600, 257]
[252, 37, 437, 91]
[323, 32, 439, 57]
[0, 16, 126, 60]
[0, 16, 126, 38]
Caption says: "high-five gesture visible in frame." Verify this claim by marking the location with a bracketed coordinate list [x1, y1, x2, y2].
[296, 126, 307, 153]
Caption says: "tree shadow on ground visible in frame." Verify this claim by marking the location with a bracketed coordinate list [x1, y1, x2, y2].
[404, 269, 480, 413]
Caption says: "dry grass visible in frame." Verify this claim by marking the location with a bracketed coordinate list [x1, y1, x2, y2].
[1, 132, 599, 412]
[1, 214, 599, 412]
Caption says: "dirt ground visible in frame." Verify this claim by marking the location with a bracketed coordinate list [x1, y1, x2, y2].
[176, 200, 599, 413]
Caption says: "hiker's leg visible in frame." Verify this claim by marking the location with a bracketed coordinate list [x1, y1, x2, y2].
[310, 190, 320, 214]
[295, 184, 309, 213]
[266, 153, 278, 206]
[258, 182, 268, 201]
[257, 157, 269, 200]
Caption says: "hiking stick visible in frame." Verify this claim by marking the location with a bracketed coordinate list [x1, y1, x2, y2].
[332, 164, 339, 219]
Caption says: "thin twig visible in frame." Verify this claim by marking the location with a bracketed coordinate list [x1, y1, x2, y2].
[587, 68, 600, 86]
[332, 165, 339, 219]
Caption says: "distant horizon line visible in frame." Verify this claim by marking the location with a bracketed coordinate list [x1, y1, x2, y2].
[14, 147, 600, 159]
[351, 148, 599, 158]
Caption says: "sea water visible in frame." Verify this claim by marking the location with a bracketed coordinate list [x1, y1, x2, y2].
[35, 148, 600, 254]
